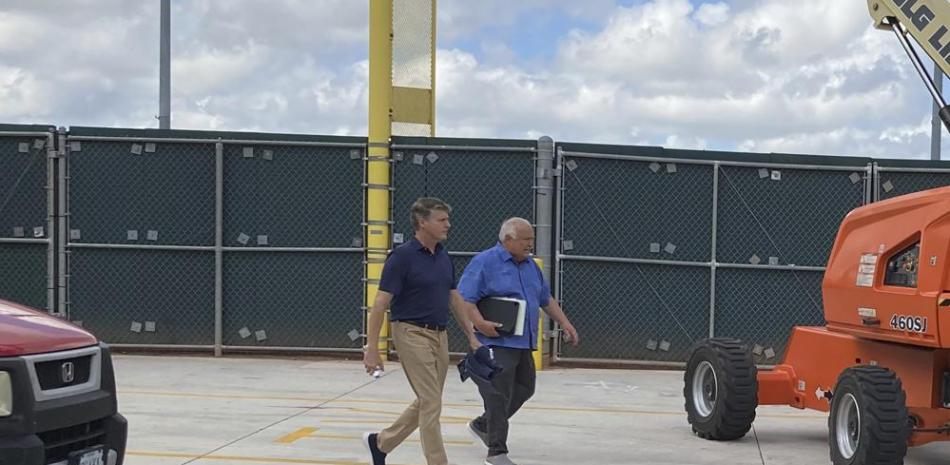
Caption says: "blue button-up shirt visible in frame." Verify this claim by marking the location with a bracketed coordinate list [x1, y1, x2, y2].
[379, 238, 456, 327]
[458, 243, 550, 350]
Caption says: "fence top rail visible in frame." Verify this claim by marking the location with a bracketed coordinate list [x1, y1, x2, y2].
[559, 253, 711, 268]
[716, 262, 826, 272]
[68, 243, 363, 253]
[558, 142, 872, 167]
[67, 135, 366, 148]
[559, 150, 870, 172]
[68, 126, 365, 146]
[223, 247, 364, 253]
[875, 165, 950, 174]
[68, 242, 214, 251]
[447, 251, 479, 257]
[0, 131, 54, 138]
[391, 143, 536, 153]
[392, 135, 537, 150]
[558, 253, 827, 271]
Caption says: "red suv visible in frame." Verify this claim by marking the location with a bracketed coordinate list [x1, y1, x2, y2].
[0, 299, 127, 465]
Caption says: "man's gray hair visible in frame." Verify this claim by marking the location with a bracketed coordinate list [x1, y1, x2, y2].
[498, 217, 532, 242]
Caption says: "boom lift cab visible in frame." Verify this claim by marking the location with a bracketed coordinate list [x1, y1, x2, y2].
[823, 185, 950, 349]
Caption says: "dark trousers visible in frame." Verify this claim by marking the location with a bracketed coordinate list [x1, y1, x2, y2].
[471, 346, 536, 456]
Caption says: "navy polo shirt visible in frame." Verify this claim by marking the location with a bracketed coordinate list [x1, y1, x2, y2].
[379, 238, 456, 326]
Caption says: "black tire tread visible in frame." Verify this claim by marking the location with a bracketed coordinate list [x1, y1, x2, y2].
[829, 366, 908, 465]
[684, 338, 758, 441]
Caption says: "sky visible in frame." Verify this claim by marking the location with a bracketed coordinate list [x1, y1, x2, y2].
[1, 0, 949, 159]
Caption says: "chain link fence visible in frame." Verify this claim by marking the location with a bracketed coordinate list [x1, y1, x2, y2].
[391, 137, 538, 253]
[63, 127, 366, 351]
[713, 267, 825, 364]
[223, 143, 363, 249]
[559, 149, 713, 262]
[221, 139, 364, 350]
[444, 254, 475, 354]
[65, 129, 217, 345]
[9, 122, 950, 362]
[68, 248, 215, 345]
[556, 143, 871, 364]
[875, 159, 950, 201]
[223, 251, 363, 349]
[559, 259, 710, 362]
[391, 137, 538, 353]
[67, 138, 216, 246]
[717, 163, 867, 266]
[0, 126, 55, 311]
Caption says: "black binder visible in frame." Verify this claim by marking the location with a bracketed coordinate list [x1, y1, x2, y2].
[476, 297, 526, 335]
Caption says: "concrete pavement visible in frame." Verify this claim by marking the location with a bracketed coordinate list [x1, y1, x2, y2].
[113, 354, 950, 465]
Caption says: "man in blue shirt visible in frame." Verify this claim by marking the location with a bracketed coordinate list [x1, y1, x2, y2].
[362, 197, 480, 465]
[457, 217, 579, 465]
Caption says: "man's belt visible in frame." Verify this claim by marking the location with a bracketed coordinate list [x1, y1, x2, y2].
[397, 320, 447, 331]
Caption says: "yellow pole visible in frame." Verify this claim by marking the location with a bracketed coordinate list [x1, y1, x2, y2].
[368, 0, 393, 360]
[532, 257, 545, 371]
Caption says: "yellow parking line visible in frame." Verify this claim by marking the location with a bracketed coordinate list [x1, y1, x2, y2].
[344, 407, 472, 422]
[126, 450, 417, 465]
[304, 433, 473, 446]
[276, 427, 319, 443]
[320, 418, 467, 425]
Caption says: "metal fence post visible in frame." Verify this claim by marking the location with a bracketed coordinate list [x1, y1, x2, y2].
[214, 141, 223, 357]
[45, 130, 56, 314]
[709, 161, 719, 339]
[553, 145, 565, 362]
[535, 136, 555, 365]
[873, 162, 881, 202]
[57, 128, 69, 318]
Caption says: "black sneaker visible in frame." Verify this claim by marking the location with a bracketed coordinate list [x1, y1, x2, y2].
[362, 432, 387, 465]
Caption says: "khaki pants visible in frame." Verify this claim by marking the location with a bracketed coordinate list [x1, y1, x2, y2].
[377, 322, 450, 465]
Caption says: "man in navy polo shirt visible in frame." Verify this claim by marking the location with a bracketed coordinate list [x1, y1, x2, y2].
[458, 217, 579, 465]
[362, 197, 481, 465]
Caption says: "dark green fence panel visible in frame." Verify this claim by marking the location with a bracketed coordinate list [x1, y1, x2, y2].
[0, 127, 53, 310]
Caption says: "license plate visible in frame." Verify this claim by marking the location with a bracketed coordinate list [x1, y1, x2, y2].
[67, 445, 105, 465]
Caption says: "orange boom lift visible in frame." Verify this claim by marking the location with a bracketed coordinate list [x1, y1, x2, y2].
[684, 2, 950, 464]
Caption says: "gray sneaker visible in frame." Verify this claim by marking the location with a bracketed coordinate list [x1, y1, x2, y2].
[485, 454, 517, 465]
[468, 419, 489, 448]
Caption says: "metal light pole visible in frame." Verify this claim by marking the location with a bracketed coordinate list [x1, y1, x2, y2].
[932, 62, 943, 160]
[159, 0, 171, 129]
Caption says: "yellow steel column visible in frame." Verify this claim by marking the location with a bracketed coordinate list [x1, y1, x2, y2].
[367, 0, 393, 360]
[532, 257, 545, 372]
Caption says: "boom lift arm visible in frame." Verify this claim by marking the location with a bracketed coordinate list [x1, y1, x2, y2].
[868, 0, 950, 132]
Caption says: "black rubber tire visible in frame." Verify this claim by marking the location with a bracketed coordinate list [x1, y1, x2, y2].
[683, 338, 758, 440]
[828, 366, 909, 465]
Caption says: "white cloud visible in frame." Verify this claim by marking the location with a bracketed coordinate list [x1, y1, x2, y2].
[694, 3, 730, 27]
[664, 134, 708, 150]
[0, 67, 51, 120]
[0, 0, 947, 159]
